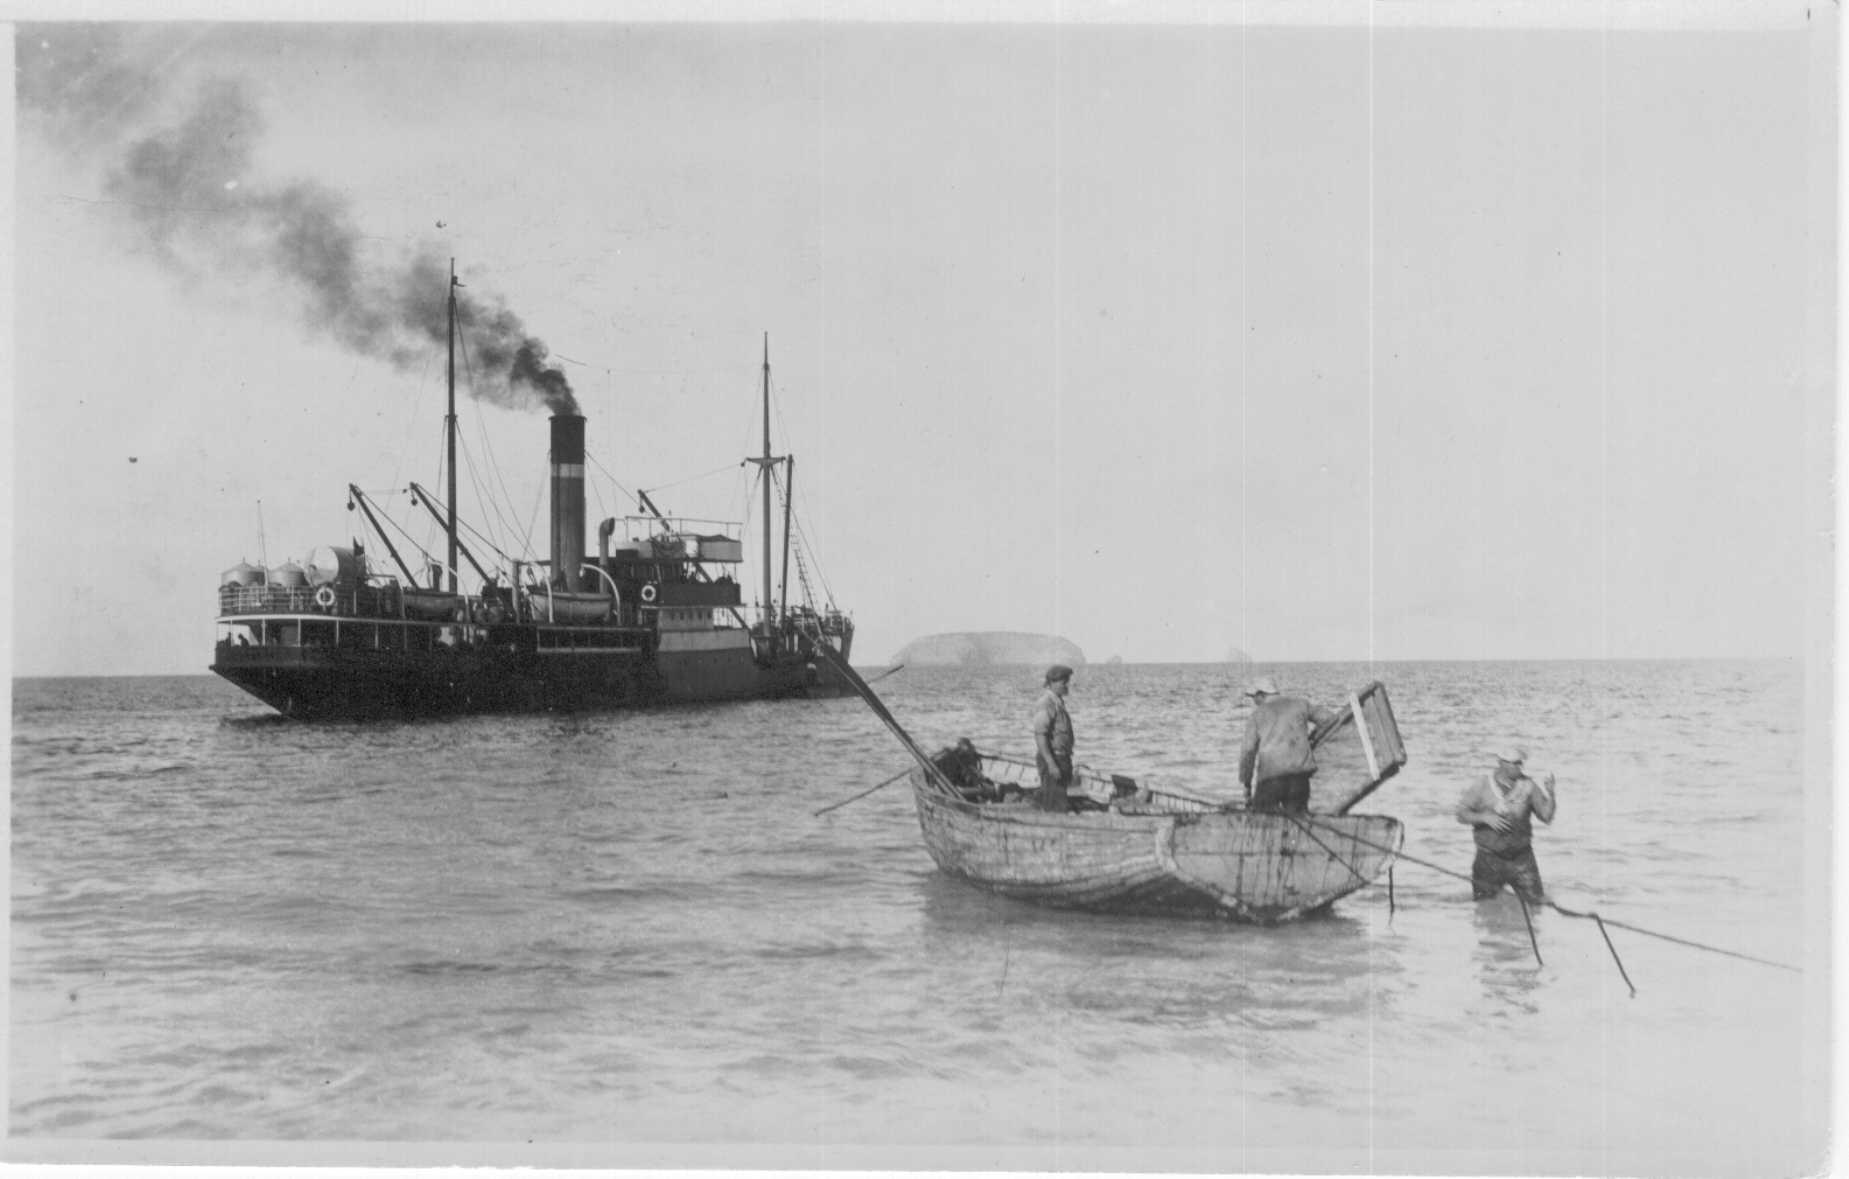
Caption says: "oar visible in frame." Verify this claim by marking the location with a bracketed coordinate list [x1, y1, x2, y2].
[812, 765, 913, 816]
[865, 663, 905, 685]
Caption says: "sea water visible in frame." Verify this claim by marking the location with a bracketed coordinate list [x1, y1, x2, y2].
[7, 660, 1826, 1175]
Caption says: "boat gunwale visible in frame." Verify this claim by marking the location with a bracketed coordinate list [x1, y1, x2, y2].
[908, 771, 1401, 832]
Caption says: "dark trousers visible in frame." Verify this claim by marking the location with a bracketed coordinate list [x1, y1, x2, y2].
[1472, 844, 1545, 903]
[1037, 754, 1072, 813]
[1251, 772, 1312, 813]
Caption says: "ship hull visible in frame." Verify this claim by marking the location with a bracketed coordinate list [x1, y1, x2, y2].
[211, 633, 845, 718]
[212, 381, 855, 720]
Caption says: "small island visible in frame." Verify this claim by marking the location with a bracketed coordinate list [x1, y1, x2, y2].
[891, 631, 1086, 667]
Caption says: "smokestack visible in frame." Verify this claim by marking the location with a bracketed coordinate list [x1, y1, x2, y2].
[550, 414, 586, 592]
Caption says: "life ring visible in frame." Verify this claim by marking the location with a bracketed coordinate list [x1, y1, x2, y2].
[313, 585, 338, 611]
[640, 583, 659, 604]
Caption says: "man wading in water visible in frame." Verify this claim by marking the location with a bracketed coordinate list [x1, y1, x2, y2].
[1456, 747, 1558, 903]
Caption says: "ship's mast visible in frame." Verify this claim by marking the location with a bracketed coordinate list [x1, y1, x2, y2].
[760, 334, 774, 624]
[745, 334, 790, 631]
[445, 259, 459, 594]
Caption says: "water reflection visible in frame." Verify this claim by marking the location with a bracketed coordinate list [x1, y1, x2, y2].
[913, 874, 1406, 1035]
[1470, 896, 1545, 1013]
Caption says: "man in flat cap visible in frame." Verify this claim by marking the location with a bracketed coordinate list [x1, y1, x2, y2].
[1455, 747, 1558, 903]
[1031, 664, 1076, 813]
[1238, 676, 1337, 812]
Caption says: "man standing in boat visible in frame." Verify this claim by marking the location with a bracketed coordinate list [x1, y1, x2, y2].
[1456, 747, 1557, 903]
[1031, 664, 1076, 813]
[1238, 677, 1336, 812]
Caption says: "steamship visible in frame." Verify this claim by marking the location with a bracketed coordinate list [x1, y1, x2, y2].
[211, 271, 853, 719]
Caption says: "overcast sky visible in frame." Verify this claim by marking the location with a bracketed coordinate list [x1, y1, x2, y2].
[7, 2, 1834, 676]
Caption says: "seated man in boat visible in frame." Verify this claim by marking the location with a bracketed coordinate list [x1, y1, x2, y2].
[1237, 676, 1337, 812]
[1031, 664, 1076, 812]
[936, 738, 1001, 801]
[1455, 747, 1557, 903]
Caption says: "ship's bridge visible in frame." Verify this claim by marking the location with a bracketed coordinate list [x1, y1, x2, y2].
[601, 516, 745, 565]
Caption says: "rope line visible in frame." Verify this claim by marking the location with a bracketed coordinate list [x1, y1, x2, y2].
[1294, 815, 1801, 978]
[812, 766, 912, 816]
[1549, 902, 1798, 974]
[1282, 814, 1376, 887]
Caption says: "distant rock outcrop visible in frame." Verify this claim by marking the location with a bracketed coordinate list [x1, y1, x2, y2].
[1224, 647, 1254, 664]
[892, 632, 1086, 668]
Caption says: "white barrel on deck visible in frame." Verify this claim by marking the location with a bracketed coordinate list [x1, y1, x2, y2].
[220, 560, 265, 587]
[305, 545, 362, 586]
[269, 561, 308, 588]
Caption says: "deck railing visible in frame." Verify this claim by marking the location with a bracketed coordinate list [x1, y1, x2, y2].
[216, 583, 403, 618]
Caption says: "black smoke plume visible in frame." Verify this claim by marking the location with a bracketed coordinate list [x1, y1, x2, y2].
[19, 26, 578, 415]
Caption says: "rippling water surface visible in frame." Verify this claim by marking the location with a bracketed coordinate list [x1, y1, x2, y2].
[9, 660, 1826, 1174]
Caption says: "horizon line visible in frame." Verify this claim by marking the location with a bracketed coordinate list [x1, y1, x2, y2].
[9, 652, 1806, 681]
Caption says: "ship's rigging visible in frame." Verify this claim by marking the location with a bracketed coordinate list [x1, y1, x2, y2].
[212, 260, 854, 718]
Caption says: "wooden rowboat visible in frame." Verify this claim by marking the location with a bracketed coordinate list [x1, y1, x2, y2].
[809, 638, 1409, 924]
[908, 749, 1403, 924]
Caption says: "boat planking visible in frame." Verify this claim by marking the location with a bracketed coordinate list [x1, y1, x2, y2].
[909, 750, 1404, 924]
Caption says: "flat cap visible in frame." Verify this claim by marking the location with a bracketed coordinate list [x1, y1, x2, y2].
[1497, 746, 1527, 765]
[1245, 676, 1279, 697]
[1044, 664, 1074, 684]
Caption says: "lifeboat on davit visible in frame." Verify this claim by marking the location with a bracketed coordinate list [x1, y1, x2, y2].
[528, 587, 615, 624]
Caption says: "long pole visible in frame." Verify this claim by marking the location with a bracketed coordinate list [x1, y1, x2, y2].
[812, 765, 912, 817]
[445, 259, 459, 594]
[808, 641, 953, 792]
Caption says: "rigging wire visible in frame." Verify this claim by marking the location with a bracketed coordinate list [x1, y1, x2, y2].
[776, 469, 841, 610]
[424, 425, 449, 564]
[790, 507, 840, 609]
[468, 398, 532, 562]
[519, 480, 546, 575]
[456, 318, 537, 564]
[759, 369, 842, 611]
[585, 462, 613, 536]
[361, 489, 446, 573]
[769, 465, 825, 611]
[387, 348, 438, 507]
[585, 452, 636, 505]
[647, 462, 750, 497]
[458, 436, 500, 569]
[793, 498, 841, 608]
